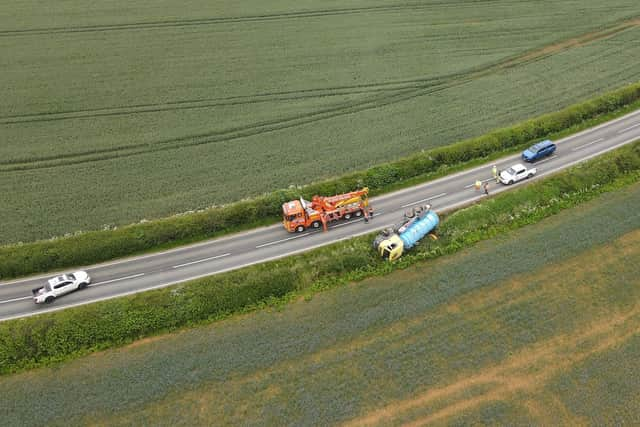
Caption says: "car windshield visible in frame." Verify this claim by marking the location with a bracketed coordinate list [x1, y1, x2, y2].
[527, 145, 538, 152]
[506, 167, 516, 175]
[44, 283, 52, 292]
[67, 273, 76, 280]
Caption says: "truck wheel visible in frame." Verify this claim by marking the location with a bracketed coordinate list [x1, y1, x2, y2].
[78, 282, 88, 289]
[355, 210, 362, 217]
[311, 221, 321, 229]
[344, 213, 352, 220]
[296, 225, 305, 233]
[44, 296, 55, 304]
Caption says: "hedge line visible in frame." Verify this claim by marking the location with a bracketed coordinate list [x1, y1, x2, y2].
[2, 82, 640, 279]
[1, 141, 639, 375]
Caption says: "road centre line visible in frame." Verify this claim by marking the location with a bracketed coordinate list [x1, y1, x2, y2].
[172, 253, 231, 269]
[572, 138, 604, 151]
[256, 233, 311, 248]
[0, 296, 32, 305]
[530, 155, 557, 165]
[401, 193, 447, 208]
[93, 273, 145, 287]
[464, 178, 495, 189]
[617, 122, 640, 134]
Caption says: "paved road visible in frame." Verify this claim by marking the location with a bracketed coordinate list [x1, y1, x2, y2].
[2, 109, 640, 320]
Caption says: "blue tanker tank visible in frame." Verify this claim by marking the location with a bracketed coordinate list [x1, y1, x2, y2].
[374, 205, 439, 261]
[398, 210, 439, 249]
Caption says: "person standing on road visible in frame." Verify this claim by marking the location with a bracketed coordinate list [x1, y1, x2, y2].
[492, 165, 499, 183]
[484, 182, 490, 195]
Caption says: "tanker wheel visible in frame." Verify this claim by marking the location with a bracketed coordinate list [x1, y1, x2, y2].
[355, 210, 362, 217]
[344, 213, 352, 220]
[295, 225, 305, 233]
[311, 221, 321, 229]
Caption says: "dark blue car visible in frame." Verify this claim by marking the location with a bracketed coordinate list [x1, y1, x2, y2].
[522, 139, 556, 162]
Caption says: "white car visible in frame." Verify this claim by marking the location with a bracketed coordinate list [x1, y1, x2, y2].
[499, 163, 537, 185]
[32, 271, 91, 304]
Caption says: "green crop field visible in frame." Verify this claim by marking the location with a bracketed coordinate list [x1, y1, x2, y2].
[2, 0, 640, 244]
[2, 181, 639, 426]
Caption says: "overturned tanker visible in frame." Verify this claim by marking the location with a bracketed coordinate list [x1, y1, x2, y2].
[373, 204, 439, 261]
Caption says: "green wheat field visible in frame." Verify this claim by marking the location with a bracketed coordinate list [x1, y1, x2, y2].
[2, 0, 640, 243]
[2, 179, 639, 426]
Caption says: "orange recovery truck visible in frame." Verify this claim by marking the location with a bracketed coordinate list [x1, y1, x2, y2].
[282, 188, 370, 232]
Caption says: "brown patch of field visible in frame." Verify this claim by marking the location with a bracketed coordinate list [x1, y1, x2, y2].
[507, 18, 640, 66]
[122, 333, 174, 349]
[342, 229, 640, 426]
[523, 394, 588, 425]
[345, 307, 640, 427]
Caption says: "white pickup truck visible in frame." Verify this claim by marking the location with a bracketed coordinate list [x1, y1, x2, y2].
[32, 271, 91, 304]
[499, 163, 537, 185]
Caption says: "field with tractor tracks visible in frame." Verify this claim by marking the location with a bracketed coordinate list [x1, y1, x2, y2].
[2, 180, 640, 426]
[2, 0, 640, 243]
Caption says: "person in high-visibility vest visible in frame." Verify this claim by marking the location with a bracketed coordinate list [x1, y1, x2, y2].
[474, 180, 482, 190]
[492, 165, 499, 183]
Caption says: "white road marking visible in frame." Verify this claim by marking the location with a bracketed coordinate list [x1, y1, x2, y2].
[572, 138, 604, 151]
[332, 221, 358, 229]
[464, 178, 494, 189]
[401, 193, 447, 208]
[256, 233, 311, 248]
[92, 273, 145, 287]
[617, 123, 640, 134]
[171, 253, 231, 269]
[0, 296, 31, 305]
[531, 154, 557, 165]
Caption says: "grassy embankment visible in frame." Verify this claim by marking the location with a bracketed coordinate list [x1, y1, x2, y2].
[2, 174, 640, 426]
[1, 1, 640, 244]
[1, 140, 639, 377]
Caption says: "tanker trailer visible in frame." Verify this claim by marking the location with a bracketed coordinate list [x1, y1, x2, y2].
[373, 205, 439, 261]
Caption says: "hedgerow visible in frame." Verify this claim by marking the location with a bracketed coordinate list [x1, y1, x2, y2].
[2, 82, 640, 279]
[0, 140, 638, 375]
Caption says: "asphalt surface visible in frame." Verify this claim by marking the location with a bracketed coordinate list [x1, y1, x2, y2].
[2, 109, 640, 321]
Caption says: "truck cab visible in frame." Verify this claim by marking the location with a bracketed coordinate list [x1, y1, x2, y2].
[377, 234, 405, 261]
[282, 199, 322, 232]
